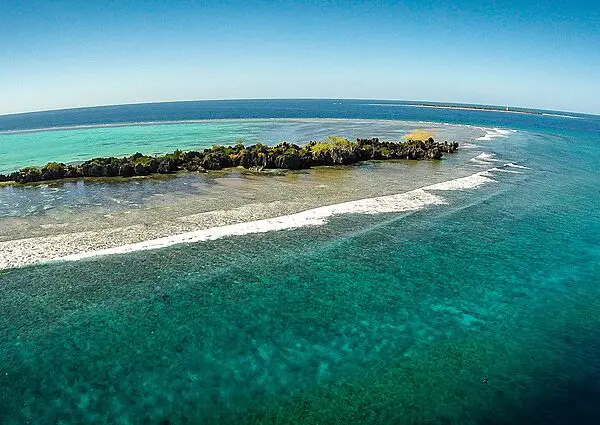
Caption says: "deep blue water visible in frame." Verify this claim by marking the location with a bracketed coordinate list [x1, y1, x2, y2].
[1, 99, 598, 135]
[1, 100, 600, 424]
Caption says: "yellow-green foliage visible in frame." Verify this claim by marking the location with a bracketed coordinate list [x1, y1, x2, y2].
[311, 136, 354, 155]
[163, 149, 183, 160]
[403, 129, 434, 141]
[328, 136, 353, 147]
[131, 156, 152, 165]
[42, 162, 64, 172]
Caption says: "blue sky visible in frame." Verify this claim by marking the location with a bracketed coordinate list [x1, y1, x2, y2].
[1, 0, 599, 115]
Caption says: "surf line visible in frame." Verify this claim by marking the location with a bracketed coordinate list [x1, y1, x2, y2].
[48, 169, 500, 265]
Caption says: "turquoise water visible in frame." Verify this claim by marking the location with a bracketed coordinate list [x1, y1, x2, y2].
[0, 119, 463, 174]
[1, 102, 600, 423]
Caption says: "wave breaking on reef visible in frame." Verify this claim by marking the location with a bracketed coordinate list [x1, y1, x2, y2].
[476, 128, 516, 141]
[0, 165, 523, 271]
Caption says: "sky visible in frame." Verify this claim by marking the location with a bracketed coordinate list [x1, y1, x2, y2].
[0, 0, 599, 115]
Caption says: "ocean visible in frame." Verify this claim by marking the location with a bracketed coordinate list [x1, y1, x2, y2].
[1, 100, 599, 424]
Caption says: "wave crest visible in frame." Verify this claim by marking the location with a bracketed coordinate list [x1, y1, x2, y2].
[0, 165, 527, 270]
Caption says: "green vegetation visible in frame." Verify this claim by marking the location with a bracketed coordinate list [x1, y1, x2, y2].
[310, 136, 354, 155]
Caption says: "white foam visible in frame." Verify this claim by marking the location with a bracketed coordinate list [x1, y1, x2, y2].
[423, 172, 495, 191]
[486, 167, 521, 174]
[542, 113, 583, 120]
[474, 152, 498, 161]
[476, 128, 515, 141]
[504, 162, 530, 170]
[1, 168, 508, 269]
[470, 152, 500, 165]
[58, 189, 447, 263]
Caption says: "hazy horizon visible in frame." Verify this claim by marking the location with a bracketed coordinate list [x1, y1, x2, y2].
[1, 1, 599, 115]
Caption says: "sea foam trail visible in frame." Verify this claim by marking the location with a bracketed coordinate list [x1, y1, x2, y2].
[542, 113, 583, 120]
[477, 128, 515, 141]
[59, 189, 446, 263]
[0, 168, 509, 270]
[423, 172, 494, 191]
[486, 167, 521, 174]
[471, 152, 499, 165]
[505, 162, 530, 170]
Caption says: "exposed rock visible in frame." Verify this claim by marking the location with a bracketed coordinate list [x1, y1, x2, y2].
[157, 160, 176, 174]
[274, 153, 304, 170]
[182, 151, 202, 162]
[185, 161, 199, 172]
[426, 147, 442, 160]
[80, 160, 106, 177]
[118, 163, 135, 177]
[14, 167, 43, 183]
[64, 165, 82, 179]
[40, 162, 67, 180]
[133, 162, 151, 176]
[105, 162, 120, 177]
[201, 153, 224, 170]
[5, 136, 459, 184]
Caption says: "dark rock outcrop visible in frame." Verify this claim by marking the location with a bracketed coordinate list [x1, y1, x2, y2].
[4, 136, 459, 184]
[118, 163, 135, 177]
[14, 167, 43, 183]
[40, 162, 67, 180]
[157, 160, 176, 174]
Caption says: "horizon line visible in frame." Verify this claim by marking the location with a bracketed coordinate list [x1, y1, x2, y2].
[0, 98, 597, 119]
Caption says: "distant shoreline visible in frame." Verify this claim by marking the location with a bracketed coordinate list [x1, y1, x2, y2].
[405, 104, 542, 116]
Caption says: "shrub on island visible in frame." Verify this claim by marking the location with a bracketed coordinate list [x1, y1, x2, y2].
[6, 137, 459, 183]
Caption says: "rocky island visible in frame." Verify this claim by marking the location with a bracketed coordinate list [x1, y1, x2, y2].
[0, 136, 458, 184]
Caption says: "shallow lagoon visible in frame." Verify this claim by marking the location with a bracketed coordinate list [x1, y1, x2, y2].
[0, 118, 475, 174]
